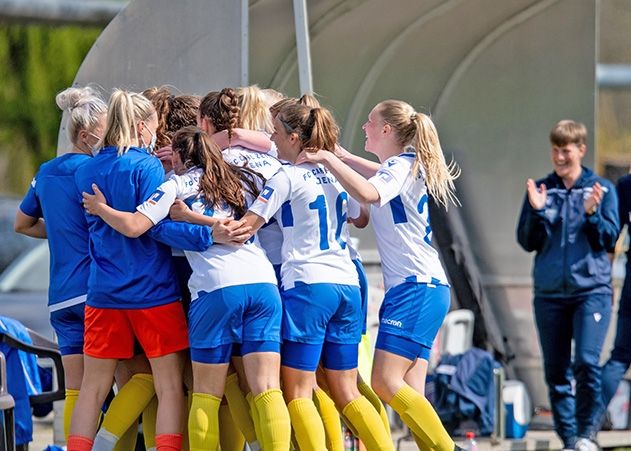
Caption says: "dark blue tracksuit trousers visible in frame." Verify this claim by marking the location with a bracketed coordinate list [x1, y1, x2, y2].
[601, 292, 631, 412]
[534, 294, 611, 448]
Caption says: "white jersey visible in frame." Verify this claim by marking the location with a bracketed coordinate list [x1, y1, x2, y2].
[368, 153, 448, 291]
[268, 142, 279, 159]
[137, 168, 277, 299]
[223, 145, 283, 265]
[249, 163, 359, 290]
[162, 169, 184, 257]
[345, 199, 362, 262]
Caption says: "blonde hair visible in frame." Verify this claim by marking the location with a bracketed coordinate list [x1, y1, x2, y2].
[377, 100, 460, 209]
[549, 120, 587, 146]
[237, 85, 273, 134]
[102, 89, 156, 156]
[261, 88, 285, 108]
[55, 86, 107, 145]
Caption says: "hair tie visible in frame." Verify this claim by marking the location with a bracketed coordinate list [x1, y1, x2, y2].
[410, 113, 418, 122]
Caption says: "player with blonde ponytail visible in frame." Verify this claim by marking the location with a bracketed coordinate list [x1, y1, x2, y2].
[69, 89, 210, 451]
[298, 99, 463, 451]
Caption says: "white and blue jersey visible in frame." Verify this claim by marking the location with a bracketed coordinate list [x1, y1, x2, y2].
[223, 145, 284, 266]
[368, 153, 448, 291]
[137, 167, 278, 300]
[74, 146, 180, 309]
[249, 162, 359, 290]
[19, 153, 91, 311]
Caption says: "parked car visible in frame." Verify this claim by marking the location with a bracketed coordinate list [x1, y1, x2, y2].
[0, 242, 53, 340]
[0, 196, 40, 273]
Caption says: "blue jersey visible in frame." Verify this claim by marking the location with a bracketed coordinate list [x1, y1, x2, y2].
[74, 146, 179, 309]
[19, 153, 91, 310]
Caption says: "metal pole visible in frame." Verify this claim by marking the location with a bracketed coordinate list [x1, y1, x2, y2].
[292, 0, 313, 95]
[241, 0, 249, 87]
[597, 64, 631, 89]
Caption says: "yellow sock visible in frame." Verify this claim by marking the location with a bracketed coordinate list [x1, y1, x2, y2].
[219, 402, 245, 451]
[182, 391, 193, 451]
[253, 389, 291, 450]
[113, 419, 138, 451]
[388, 385, 454, 451]
[64, 388, 80, 440]
[142, 396, 158, 450]
[357, 381, 392, 440]
[246, 392, 263, 444]
[411, 432, 425, 449]
[342, 397, 394, 450]
[313, 388, 343, 451]
[188, 392, 221, 451]
[287, 398, 326, 451]
[101, 373, 155, 438]
[224, 373, 258, 445]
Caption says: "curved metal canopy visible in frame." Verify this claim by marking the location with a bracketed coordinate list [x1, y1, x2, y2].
[60, 0, 597, 408]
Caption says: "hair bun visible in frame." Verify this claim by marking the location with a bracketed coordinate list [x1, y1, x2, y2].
[55, 86, 100, 111]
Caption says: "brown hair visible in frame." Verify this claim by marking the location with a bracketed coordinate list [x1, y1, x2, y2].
[143, 87, 200, 148]
[199, 88, 241, 140]
[171, 126, 262, 218]
[549, 120, 587, 147]
[277, 103, 339, 152]
[297, 94, 320, 108]
[166, 95, 200, 140]
[376, 100, 459, 208]
[142, 86, 172, 149]
[269, 97, 296, 118]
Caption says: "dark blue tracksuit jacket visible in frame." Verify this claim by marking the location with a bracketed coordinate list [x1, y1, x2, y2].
[517, 167, 619, 298]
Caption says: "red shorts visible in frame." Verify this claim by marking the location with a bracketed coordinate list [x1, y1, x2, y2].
[84, 301, 189, 359]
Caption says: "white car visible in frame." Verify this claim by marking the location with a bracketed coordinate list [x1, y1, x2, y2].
[0, 242, 53, 340]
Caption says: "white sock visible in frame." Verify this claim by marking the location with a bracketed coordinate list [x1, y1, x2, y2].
[91, 428, 119, 451]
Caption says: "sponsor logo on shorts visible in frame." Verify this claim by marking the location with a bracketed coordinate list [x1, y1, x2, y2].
[382, 318, 402, 328]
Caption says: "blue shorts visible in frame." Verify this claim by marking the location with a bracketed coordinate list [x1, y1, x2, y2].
[376, 281, 450, 361]
[273, 264, 282, 290]
[188, 283, 282, 364]
[49, 302, 85, 355]
[281, 282, 362, 371]
[352, 259, 368, 335]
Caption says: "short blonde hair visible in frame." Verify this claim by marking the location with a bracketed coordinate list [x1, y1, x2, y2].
[56, 86, 107, 145]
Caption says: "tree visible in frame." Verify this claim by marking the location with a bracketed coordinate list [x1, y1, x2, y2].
[0, 24, 101, 194]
